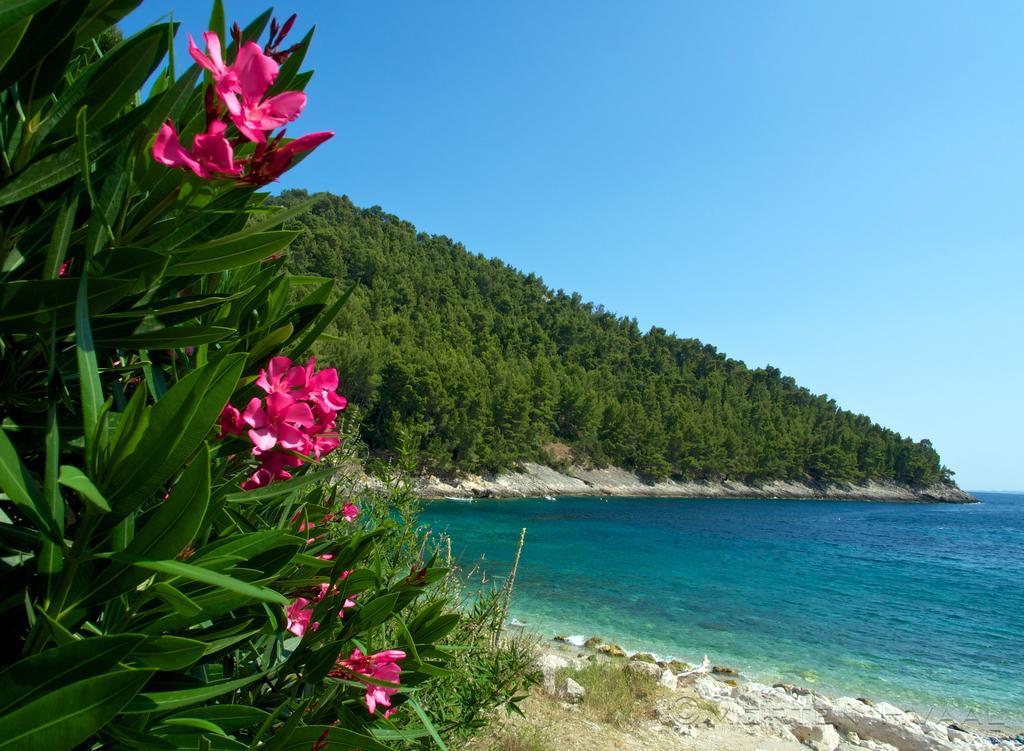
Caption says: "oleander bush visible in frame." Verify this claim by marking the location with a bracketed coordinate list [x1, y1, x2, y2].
[0, 2, 532, 749]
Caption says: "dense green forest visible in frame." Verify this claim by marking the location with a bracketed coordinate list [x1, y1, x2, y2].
[281, 190, 951, 487]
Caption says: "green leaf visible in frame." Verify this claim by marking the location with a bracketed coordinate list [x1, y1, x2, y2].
[168, 231, 299, 275]
[42, 186, 78, 280]
[243, 195, 318, 236]
[0, 277, 131, 333]
[0, 427, 58, 540]
[0, 668, 154, 751]
[104, 354, 245, 516]
[272, 727, 395, 751]
[95, 290, 250, 319]
[0, 98, 155, 208]
[0, 0, 57, 26]
[0, 15, 31, 73]
[39, 24, 170, 143]
[288, 283, 355, 359]
[346, 592, 400, 633]
[40, 403, 62, 574]
[162, 705, 270, 733]
[102, 554, 287, 605]
[150, 581, 202, 616]
[74, 0, 144, 45]
[221, 469, 337, 504]
[58, 466, 110, 513]
[188, 530, 293, 564]
[75, 275, 103, 466]
[0, 635, 145, 715]
[122, 673, 262, 714]
[208, 0, 225, 46]
[131, 635, 206, 670]
[95, 325, 235, 349]
[83, 450, 209, 604]
[157, 717, 226, 734]
[408, 697, 449, 751]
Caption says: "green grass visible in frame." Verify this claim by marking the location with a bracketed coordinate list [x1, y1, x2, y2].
[559, 661, 660, 728]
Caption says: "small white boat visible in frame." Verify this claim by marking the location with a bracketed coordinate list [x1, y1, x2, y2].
[543, 495, 556, 501]
[442, 496, 474, 502]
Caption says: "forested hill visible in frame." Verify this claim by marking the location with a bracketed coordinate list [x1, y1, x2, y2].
[280, 190, 953, 487]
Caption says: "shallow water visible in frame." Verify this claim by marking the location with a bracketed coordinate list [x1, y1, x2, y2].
[421, 491, 1024, 726]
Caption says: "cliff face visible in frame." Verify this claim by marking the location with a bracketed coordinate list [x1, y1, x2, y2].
[417, 463, 977, 503]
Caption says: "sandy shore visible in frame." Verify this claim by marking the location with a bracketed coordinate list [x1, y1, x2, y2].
[510, 635, 1022, 751]
[416, 462, 977, 503]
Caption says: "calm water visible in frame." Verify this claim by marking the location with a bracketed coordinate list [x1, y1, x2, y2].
[421, 492, 1024, 725]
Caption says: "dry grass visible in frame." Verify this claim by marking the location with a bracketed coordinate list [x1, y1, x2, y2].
[484, 725, 555, 751]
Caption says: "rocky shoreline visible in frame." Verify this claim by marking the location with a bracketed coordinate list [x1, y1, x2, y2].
[530, 636, 1022, 751]
[415, 462, 977, 503]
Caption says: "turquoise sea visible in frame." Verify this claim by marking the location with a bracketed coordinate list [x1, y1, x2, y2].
[421, 492, 1024, 726]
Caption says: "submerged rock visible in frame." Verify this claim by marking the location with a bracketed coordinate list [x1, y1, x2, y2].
[596, 643, 627, 658]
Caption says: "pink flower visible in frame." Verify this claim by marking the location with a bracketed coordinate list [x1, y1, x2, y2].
[152, 120, 240, 178]
[190, 120, 241, 175]
[217, 403, 245, 437]
[285, 595, 314, 637]
[242, 393, 315, 452]
[341, 502, 359, 523]
[330, 648, 406, 715]
[241, 450, 302, 490]
[245, 131, 334, 185]
[284, 573, 355, 637]
[256, 356, 308, 396]
[226, 357, 347, 490]
[301, 359, 349, 415]
[231, 90, 307, 143]
[189, 34, 279, 114]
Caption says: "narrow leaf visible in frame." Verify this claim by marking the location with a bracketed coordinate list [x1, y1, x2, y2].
[58, 466, 110, 513]
[102, 554, 288, 605]
[0, 668, 154, 751]
[122, 673, 262, 713]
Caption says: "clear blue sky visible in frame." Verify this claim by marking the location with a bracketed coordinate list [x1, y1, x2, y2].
[125, 1, 1024, 490]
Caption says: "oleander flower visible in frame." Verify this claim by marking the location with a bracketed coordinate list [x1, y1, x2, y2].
[152, 120, 241, 178]
[220, 356, 346, 490]
[330, 648, 406, 715]
[155, 18, 328, 184]
[284, 573, 355, 637]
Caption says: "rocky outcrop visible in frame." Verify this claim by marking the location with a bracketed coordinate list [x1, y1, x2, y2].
[535, 638, 1020, 751]
[417, 462, 977, 503]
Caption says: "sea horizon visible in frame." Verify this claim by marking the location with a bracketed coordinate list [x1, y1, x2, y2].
[422, 491, 1024, 729]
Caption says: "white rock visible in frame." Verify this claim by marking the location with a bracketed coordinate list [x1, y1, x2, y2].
[557, 676, 586, 704]
[819, 696, 957, 751]
[792, 722, 842, 751]
[658, 668, 678, 689]
[693, 675, 732, 700]
[534, 653, 569, 693]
